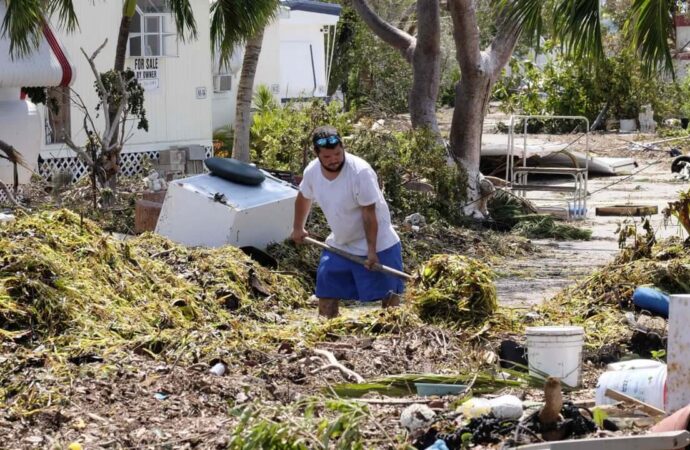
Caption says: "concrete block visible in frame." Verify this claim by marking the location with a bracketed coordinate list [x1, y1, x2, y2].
[185, 145, 207, 161]
[159, 149, 186, 165]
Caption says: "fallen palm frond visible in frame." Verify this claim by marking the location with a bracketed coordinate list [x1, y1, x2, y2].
[512, 215, 592, 240]
[407, 255, 497, 328]
[332, 370, 546, 398]
[488, 188, 538, 230]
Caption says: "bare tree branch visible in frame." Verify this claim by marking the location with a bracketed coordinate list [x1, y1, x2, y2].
[485, 9, 521, 78]
[80, 40, 110, 133]
[351, 0, 416, 62]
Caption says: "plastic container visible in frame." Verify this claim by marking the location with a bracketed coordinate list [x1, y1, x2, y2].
[632, 287, 670, 318]
[525, 326, 584, 387]
[595, 365, 667, 410]
[606, 359, 664, 371]
[415, 383, 467, 397]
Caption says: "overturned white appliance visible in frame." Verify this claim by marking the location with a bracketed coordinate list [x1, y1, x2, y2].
[155, 173, 297, 249]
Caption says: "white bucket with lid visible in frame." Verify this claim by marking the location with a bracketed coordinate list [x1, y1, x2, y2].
[525, 326, 584, 387]
[595, 365, 667, 410]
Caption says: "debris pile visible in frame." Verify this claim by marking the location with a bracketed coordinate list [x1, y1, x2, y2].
[0, 210, 308, 415]
[408, 254, 497, 328]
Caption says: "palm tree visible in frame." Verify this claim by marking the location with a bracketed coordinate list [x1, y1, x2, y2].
[1, 0, 78, 58]
[351, 0, 678, 217]
[211, 0, 280, 163]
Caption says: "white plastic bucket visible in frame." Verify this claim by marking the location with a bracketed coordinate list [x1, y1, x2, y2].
[595, 365, 667, 410]
[525, 326, 584, 387]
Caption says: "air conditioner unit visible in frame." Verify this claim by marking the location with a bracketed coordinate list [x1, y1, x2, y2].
[213, 74, 232, 92]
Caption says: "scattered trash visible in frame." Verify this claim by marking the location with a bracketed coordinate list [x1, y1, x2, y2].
[489, 395, 524, 420]
[67, 443, 83, 450]
[458, 397, 492, 419]
[401, 404, 436, 433]
[669, 147, 683, 157]
[404, 213, 427, 228]
[209, 362, 227, 376]
[153, 392, 169, 401]
[498, 339, 528, 370]
[0, 212, 14, 224]
[142, 169, 168, 192]
[424, 439, 449, 450]
[632, 286, 669, 317]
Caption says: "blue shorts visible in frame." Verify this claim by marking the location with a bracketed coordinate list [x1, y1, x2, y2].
[315, 242, 405, 302]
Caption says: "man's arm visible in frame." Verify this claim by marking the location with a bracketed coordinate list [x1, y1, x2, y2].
[291, 192, 313, 243]
[362, 203, 378, 269]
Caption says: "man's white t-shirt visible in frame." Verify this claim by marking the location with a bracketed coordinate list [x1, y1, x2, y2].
[299, 153, 399, 255]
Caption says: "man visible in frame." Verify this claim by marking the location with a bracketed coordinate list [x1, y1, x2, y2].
[291, 125, 404, 318]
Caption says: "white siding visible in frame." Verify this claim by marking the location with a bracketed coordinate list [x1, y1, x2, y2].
[40, 0, 213, 159]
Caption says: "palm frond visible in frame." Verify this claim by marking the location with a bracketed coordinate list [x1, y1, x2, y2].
[496, 0, 545, 51]
[167, 0, 198, 42]
[210, 0, 279, 67]
[47, 0, 78, 33]
[2, 0, 45, 58]
[553, 0, 604, 62]
[2, 0, 79, 58]
[624, 0, 675, 76]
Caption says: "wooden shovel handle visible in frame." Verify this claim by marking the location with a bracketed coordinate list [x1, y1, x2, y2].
[304, 236, 412, 280]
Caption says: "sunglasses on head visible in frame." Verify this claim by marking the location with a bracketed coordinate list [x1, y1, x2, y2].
[314, 135, 341, 148]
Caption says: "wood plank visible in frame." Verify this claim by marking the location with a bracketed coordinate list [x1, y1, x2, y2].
[595, 205, 658, 216]
[604, 388, 666, 417]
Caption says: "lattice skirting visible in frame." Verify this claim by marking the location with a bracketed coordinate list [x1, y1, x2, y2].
[0, 146, 212, 205]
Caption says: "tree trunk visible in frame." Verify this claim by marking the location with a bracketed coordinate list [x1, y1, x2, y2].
[232, 29, 265, 163]
[448, 0, 520, 218]
[450, 74, 492, 217]
[409, 0, 440, 133]
[114, 0, 137, 72]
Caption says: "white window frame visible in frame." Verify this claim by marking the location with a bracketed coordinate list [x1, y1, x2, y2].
[127, 5, 178, 58]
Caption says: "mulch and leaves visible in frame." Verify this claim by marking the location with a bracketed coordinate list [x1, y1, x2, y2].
[0, 206, 678, 448]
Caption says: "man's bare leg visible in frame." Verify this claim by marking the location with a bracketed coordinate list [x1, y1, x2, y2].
[382, 293, 400, 308]
[318, 298, 339, 318]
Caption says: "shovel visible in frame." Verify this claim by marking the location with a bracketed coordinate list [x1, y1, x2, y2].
[304, 236, 412, 280]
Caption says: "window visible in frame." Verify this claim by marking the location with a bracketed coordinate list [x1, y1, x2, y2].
[45, 87, 71, 145]
[128, 0, 177, 57]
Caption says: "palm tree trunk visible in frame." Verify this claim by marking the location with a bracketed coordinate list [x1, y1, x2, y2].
[232, 29, 265, 163]
[115, 0, 137, 72]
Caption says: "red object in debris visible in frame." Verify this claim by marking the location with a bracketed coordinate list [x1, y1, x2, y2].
[651, 404, 690, 433]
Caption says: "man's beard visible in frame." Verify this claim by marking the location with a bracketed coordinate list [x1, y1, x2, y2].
[321, 159, 345, 173]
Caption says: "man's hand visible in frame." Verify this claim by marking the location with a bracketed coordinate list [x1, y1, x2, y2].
[364, 250, 379, 270]
[291, 228, 309, 244]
